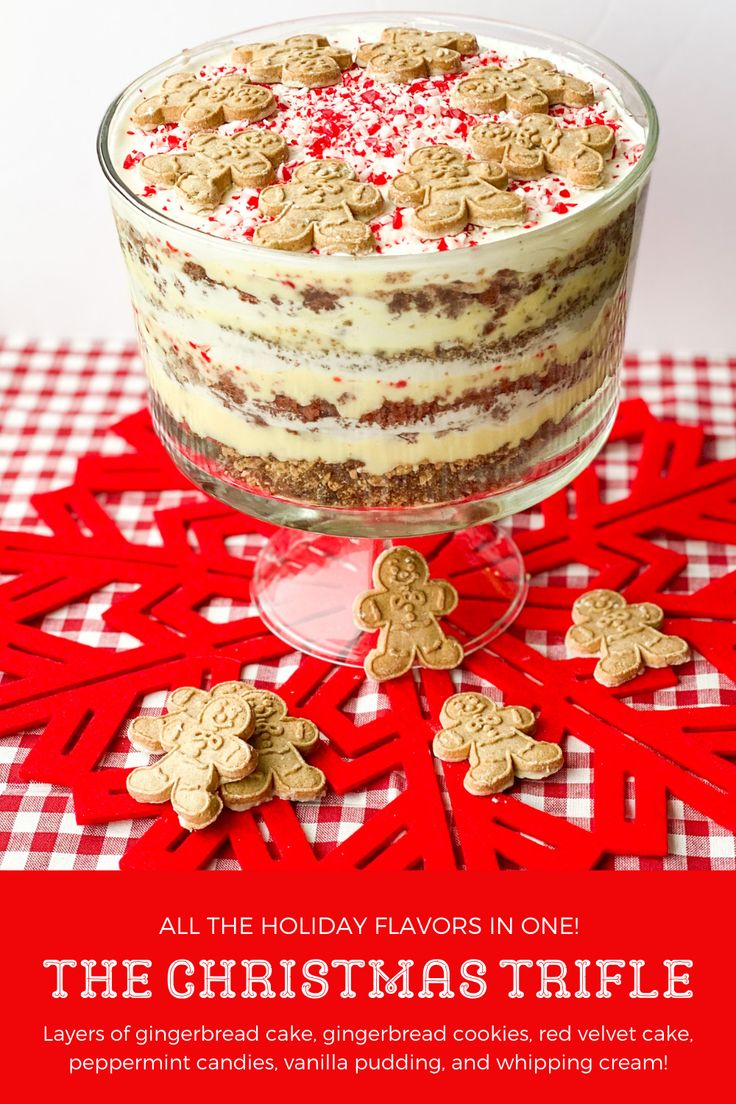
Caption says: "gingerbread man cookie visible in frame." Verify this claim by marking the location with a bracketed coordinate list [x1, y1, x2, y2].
[433, 692, 563, 795]
[254, 159, 383, 254]
[126, 686, 256, 830]
[357, 26, 478, 83]
[469, 113, 614, 188]
[140, 130, 288, 210]
[131, 71, 276, 132]
[215, 682, 326, 810]
[565, 589, 691, 687]
[353, 546, 464, 682]
[451, 57, 594, 117]
[388, 145, 526, 237]
[233, 34, 353, 88]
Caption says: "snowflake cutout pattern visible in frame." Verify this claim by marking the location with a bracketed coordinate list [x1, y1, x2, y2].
[1, 401, 736, 869]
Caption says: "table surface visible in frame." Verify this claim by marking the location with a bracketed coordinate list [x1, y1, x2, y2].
[1, 338, 735, 871]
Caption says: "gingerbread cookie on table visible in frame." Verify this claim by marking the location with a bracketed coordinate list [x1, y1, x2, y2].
[389, 145, 526, 237]
[131, 71, 277, 131]
[353, 546, 464, 682]
[127, 686, 256, 830]
[565, 589, 691, 687]
[216, 682, 326, 810]
[233, 34, 353, 87]
[469, 113, 614, 188]
[433, 692, 563, 795]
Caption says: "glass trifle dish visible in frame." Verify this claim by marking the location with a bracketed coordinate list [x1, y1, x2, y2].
[98, 12, 656, 663]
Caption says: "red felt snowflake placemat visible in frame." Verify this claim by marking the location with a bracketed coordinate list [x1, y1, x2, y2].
[1, 338, 736, 871]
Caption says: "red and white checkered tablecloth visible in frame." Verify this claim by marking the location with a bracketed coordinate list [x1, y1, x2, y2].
[1, 337, 735, 871]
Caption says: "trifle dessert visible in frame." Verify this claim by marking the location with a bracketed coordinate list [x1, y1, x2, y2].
[99, 14, 655, 534]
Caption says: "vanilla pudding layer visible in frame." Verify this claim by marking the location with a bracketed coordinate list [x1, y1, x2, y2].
[147, 344, 614, 471]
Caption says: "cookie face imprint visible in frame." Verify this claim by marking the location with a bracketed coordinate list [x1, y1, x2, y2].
[111, 20, 648, 254]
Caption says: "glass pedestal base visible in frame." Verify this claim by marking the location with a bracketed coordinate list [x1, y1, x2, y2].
[252, 524, 528, 668]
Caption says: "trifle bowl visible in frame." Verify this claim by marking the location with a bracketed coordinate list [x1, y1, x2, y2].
[97, 11, 657, 664]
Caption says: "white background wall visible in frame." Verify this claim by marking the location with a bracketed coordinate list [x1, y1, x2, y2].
[3, 0, 734, 351]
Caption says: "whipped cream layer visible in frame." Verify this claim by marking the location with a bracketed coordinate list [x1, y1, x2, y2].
[109, 21, 647, 256]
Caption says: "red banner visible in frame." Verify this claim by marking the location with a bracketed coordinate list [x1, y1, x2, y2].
[2, 873, 733, 1101]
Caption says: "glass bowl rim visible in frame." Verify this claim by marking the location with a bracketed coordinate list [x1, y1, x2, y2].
[96, 7, 659, 270]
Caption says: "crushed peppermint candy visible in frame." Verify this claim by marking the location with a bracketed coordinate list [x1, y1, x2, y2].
[114, 39, 647, 255]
